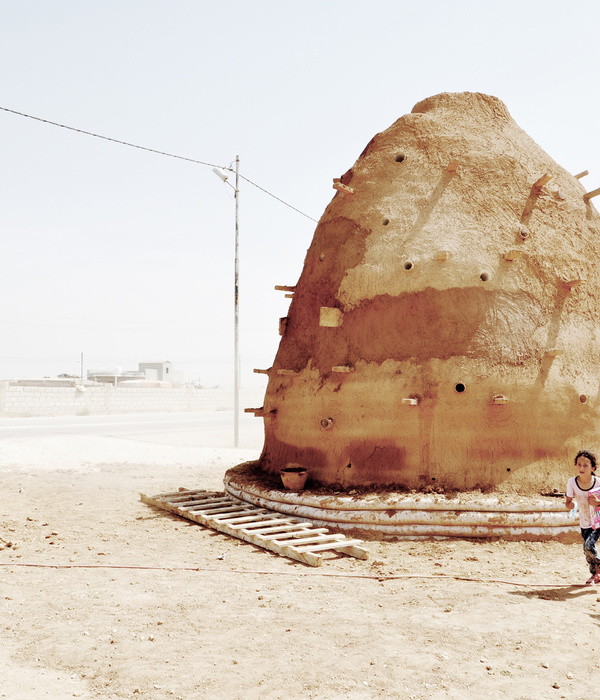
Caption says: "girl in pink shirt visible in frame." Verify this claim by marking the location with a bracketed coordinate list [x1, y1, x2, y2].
[566, 449, 600, 585]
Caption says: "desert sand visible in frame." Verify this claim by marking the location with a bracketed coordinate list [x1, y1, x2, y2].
[1, 414, 600, 699]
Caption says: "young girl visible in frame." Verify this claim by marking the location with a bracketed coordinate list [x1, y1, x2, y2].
[565, 449, 600, 585]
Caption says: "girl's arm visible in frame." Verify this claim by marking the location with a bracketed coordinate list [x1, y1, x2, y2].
[565, 495, 575, 510]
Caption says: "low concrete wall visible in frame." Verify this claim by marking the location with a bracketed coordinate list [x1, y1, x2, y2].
[0, 382, 266, 417]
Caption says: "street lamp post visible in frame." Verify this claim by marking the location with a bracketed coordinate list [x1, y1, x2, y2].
[233, 155, 240, 448]
[213, 157, 240, 448]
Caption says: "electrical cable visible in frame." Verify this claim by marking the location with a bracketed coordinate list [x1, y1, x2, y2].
[0, 561, 589, 587]
[0, 105, 319, 223]
[0, 106, 221, 168]
[238, 173, 318, 223]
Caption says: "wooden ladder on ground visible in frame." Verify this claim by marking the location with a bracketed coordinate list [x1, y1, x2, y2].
[140, 489, 369, 567]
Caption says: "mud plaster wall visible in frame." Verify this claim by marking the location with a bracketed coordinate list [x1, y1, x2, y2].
[258, 92, 600, 493]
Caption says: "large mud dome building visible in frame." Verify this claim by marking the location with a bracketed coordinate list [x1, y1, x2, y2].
[253, 92, 600, 496]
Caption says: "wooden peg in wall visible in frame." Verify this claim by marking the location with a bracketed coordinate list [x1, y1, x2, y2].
[583, 187, 600, 202]
[333, 182, 355, 195]
[532, 174, 552, 192]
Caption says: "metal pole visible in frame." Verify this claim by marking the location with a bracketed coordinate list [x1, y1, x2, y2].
[234, 155, 240, 448]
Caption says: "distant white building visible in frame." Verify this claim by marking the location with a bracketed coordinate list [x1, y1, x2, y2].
[139, 361, 173, 381]
[87, 361, 181, 386]
[86, 368, 145, 385]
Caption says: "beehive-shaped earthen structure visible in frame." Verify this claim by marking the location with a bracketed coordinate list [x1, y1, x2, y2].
[251, 92, 600, 497]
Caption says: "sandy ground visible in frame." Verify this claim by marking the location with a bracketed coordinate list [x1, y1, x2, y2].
[1, 413, 600, 699]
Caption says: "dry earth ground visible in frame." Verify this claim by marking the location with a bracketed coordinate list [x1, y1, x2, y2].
[1, 414, 599, 699]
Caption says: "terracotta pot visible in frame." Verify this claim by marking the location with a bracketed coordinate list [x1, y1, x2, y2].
[280, 466, 308, 490]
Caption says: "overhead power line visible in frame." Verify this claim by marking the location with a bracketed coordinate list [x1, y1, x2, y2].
[0, 105, 318, 223]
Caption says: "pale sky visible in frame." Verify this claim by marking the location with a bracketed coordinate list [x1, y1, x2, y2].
[1, 0, 599, 388]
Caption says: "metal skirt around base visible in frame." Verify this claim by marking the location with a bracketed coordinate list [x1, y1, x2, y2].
[224, 464, 578, 541]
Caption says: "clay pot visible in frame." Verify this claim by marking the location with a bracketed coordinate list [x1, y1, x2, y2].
[280, 465, 308, 490]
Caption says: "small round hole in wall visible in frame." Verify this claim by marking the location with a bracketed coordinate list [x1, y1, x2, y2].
[320, 417, 334, 430]
[381, 217, 390, 226]
[394, 152, 406, 163]
[404, 260, 413, 271]
[480, 272, 489, 282]
[507, 468, 511, 472]
[519, 226, 529, 240]
[580, 394, 588, 404]
[455, 383, 466, 393]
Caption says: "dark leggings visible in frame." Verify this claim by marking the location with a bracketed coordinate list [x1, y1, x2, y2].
[581, 528, 600, 574]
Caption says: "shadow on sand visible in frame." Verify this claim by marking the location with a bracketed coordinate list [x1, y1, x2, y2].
[510, 585, 598, 602]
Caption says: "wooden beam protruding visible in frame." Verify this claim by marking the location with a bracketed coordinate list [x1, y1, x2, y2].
[583, 187, 600, 202]
[564, 278, 586, 289]
[253, 368, 271, 375]
[575, 170, 589, 180]
[532, 174, 552, 192]
[275, 285, 296, 292]
[244, 407, 265, 417]
[332, 366, 354, 373]
[333, 181, 355, 196]
[447, 161, 459, 173]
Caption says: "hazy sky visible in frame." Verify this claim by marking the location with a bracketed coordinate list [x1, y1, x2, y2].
[2, 1, 599, 388]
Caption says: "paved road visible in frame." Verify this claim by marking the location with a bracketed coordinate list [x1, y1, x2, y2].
[0, 411, 264, 449]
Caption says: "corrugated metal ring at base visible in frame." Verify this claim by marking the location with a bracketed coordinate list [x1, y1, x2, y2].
[223, 469, 578, 541]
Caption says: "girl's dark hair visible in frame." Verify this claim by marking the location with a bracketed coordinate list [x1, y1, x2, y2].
[575, 449, 597, 472]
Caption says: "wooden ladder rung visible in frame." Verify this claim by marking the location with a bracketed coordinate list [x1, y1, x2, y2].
[208, 510, 271, 524]
[156, 490, 213, 501]
[229, 518, 302, 530]
[168, 496, 231, 506]
[188, 504, 249, 515]
[275, 534, 347, 546]
[240, 521, 311, 533]
[266, 528, 330, 541]
[294, 539, 367, 553]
